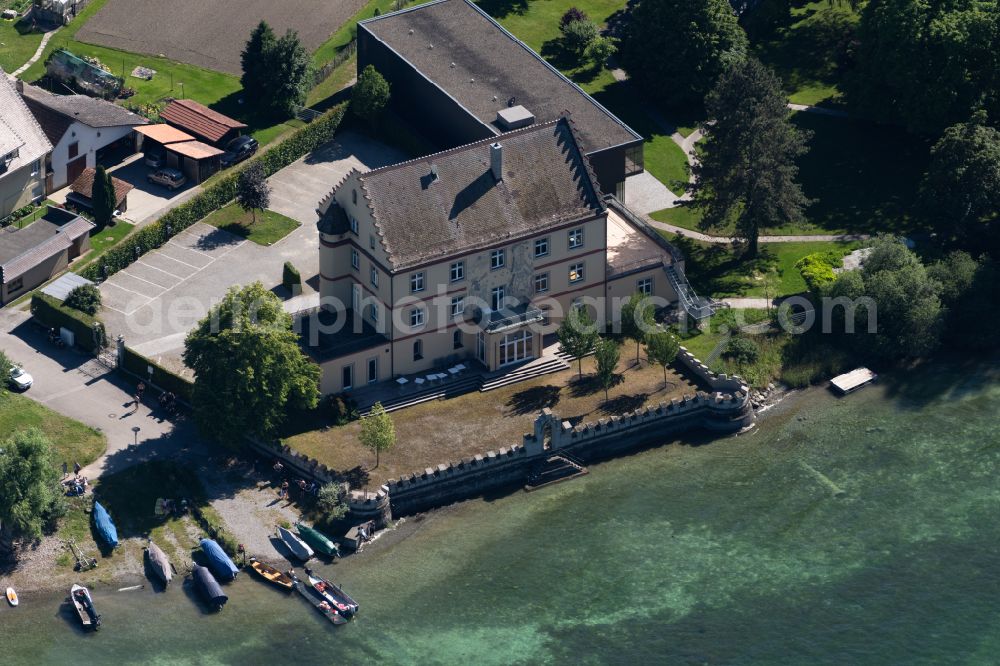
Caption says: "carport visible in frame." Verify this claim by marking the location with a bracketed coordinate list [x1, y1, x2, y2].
[165, 141, 223, 184]
[133, 123, 195, 156]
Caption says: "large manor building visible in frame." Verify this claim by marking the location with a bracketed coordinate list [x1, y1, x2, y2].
[300, 0, 709, 395]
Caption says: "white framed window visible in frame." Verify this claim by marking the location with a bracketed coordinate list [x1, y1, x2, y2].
[350, 217, 358, 234]
[569, 262, 584, 283]
[451, 296, 464, 318]
[534, 237, 549, 258]
[413, 339, 423, 361]
[351, 283, 360, 311]
[351, 248, 359, 270]
[450, 261, 464, 282]
[453, 329, 463, 349]
[368, 303, 378, 325]
[637, 278, 653, 296]
[370, 267, 378, 287]
[490, 248, 505, 270]
[342, 364, 353, 390]
[534, 273, 549, 293]
[410, 272, 425, 293]
[367, 357, 378, 384]
[410, 307, 425, 328]
[568, 228, 584, 249]
[491, 286, 505, 311]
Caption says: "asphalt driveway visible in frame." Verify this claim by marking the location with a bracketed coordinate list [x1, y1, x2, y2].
[97, 130, 406, 376]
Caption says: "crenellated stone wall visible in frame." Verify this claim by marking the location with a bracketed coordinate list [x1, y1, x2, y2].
[257, 348, 754, 521]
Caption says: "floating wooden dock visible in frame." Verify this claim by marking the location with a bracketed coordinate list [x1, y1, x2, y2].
[830, 367, 877, 395]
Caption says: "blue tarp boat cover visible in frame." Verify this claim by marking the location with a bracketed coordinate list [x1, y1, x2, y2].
[200, 538, 238, 581]
[93, 501, 118, 547]
[192, 564, 228, 608]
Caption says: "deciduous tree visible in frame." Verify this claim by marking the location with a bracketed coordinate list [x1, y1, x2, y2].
[183, 282, 319, 446]
[584, 36, 617, 69]
[920, 112, 1000, 237]
[691, 57, 811, 256]
[237, 161, 271, 224]
[359, 402, 395, 469]
[557, 306, 599, 378]
[63, 284, 102, 316]
[619, 292, 654, 366]
[0, 428, 64, 555]
[352, 65, 391, 124]
[594, 337, 620, 401]
[622, 0, 748, 110]
[645, 331, 680, 389]
[561, 18, 599, 55]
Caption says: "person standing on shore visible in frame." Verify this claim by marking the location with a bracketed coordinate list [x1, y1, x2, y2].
[73, 461, 81, 475]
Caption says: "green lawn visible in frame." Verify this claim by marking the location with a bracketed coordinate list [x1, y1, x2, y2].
[202, 204, 300, 245]
[0, 392, 106, 469]
[75, 219, 135, 271]
[0, 18, 43, 72]
[751, 0, 858, 106]
[312, 0, 400, 67]
[661, 230, 859, 299]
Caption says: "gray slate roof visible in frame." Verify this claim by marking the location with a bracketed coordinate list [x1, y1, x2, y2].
[0, 210, 93, 282]
[333, 118, 604, 271]
[21, 83, 147, 145]
[0, 71, 52, 176]
[360, 0, 641, 155]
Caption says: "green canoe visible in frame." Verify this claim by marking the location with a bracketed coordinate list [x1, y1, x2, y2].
[296, 523, 339, 557]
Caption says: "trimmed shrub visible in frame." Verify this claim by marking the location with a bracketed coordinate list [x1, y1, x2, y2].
[121, 347, 193, 402]
[723, 337, 760, 365]
[328, 392, 359, 426]
[80, 104, 347, 282]
[31, 293, 106, 351]
[282, 261, 302, 293]
[63, 284, 102, 315]
[795, 251, 842, 293]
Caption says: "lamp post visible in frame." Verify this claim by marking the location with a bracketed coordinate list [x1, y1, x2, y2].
[131, 426, 140, 450]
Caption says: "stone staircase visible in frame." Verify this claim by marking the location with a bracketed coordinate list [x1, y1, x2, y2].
[525, 453, 589, 491]
[358, 374, 483, 416]
[479, 355, 568, 392]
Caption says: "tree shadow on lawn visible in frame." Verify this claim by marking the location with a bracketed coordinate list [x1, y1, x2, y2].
[600, 391, 648, 416]
[476, 0, 529, 19]
[506, 384, 561, 415]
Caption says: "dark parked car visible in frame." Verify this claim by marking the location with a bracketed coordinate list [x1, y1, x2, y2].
[144, 151, 165, 168]
[220, 135, 259, 167]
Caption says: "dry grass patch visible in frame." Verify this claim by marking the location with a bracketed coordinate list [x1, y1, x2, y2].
[284, 348, 701, 486]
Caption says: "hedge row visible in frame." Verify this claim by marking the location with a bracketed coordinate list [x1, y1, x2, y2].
[30, 293, 106, 352]
[79, 104, 348, 282]
[121, 346, 194, 402]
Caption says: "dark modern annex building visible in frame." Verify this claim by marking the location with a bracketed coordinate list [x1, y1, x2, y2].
[357, 0, 644, 201]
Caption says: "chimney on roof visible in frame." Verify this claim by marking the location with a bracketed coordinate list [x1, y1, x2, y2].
[490, 142, 502, 182]
[430, 164, 440, 182]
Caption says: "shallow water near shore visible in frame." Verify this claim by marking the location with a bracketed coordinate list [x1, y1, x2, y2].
[4, 357, 1000, 664]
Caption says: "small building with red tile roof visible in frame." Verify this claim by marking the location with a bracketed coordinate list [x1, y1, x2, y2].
[67, 167, 134, 213]
[160, 99, 247, 146]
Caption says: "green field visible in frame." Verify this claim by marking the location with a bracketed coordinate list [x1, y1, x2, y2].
[0, 18, 43, 72]
[202, 204, 300, 245]
[0, 392, 106, 469]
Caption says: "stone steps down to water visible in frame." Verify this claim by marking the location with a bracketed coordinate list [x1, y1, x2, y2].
[525, 454, 589, 491]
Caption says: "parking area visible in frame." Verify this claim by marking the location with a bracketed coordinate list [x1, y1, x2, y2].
[98, 130, 407, 376]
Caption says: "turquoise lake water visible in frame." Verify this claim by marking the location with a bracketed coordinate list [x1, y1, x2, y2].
[4, 357, 1000, 664]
